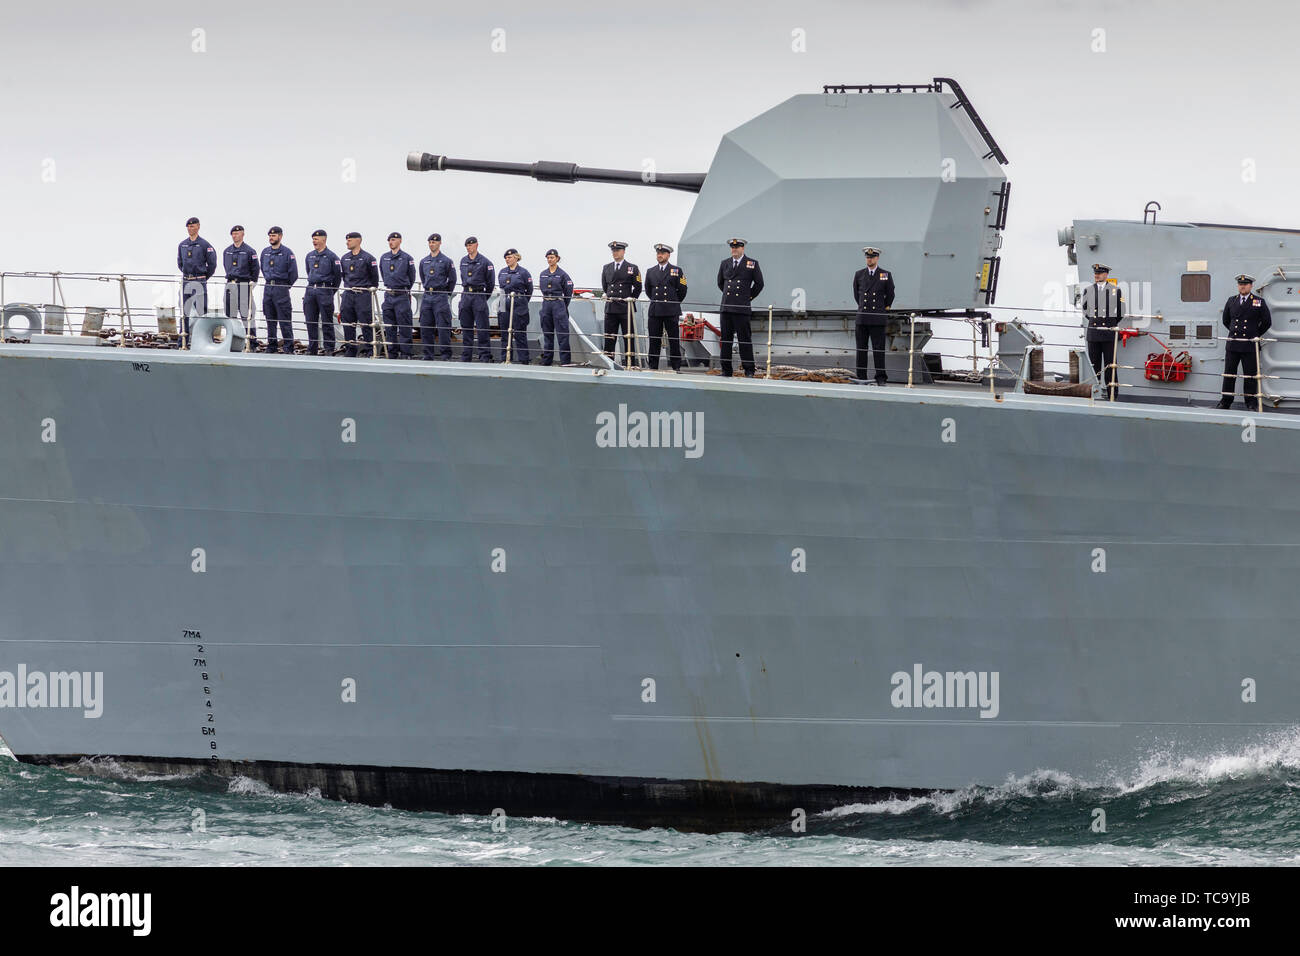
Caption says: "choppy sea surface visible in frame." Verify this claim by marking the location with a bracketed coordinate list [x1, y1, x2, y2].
[1, 734, 1298, 866]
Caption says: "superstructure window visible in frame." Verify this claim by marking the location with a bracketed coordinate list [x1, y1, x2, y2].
[1197, 324, 1213, 340]
[1181, 274, 1211, 302]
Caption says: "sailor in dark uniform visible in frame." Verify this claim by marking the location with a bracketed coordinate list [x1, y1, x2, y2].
[380, 232, 417, 359]
[1218, 273, 1273, 409]
[496, 248, 533, 364]
[222, 224, 260, 346]
[458, 237, 495, 362]
[303, 229, 341, 356]
[259, 226, 298, 355]
[852, 247, 895, 384]
[1081, 263, 1124, 399]
[177, 216, 216, 347]
[602, 241, 642, 366]
[418, 233, 457, 361]
[644, 243, 686, 371]
[340, 232, 379, 358]
[716, 238, 764, 377]
[538, 249, 574, 366]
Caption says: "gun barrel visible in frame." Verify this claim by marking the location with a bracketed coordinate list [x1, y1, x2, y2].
[406, 152, 705, 193]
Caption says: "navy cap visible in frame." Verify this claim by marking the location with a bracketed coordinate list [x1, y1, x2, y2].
[503, 248, 520, 258]
[230, 225, 244, 234]
[387, 232, 401, 241]
[1236, 273, 1255, 283]
[654, 243, 673, 254]
[1091, 262, 1110, 273]
[185, 216, 199, 226]
[545, 248, 560, 257]
[427, 233, 442, 242]
[345, 231, 361, 240]
[268, 226, 283, 235]
[465, 236, 478, 245]
[863, 246, 881, 256]
[311, 229, 327, 238]
[728, 238, 747, 248]
[608, 240, 628, 250]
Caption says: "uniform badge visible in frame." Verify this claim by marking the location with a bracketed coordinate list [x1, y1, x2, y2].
[1252, 300, 1261, 307]
[746, 260, 754, 269]
[880, 272, 888, 279]
[670, 269, 678, 276]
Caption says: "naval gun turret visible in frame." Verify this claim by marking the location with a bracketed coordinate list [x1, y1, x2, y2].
[407, 78, 1010, 319]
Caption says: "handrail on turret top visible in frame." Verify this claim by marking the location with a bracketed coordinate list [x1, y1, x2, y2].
[821, 78, 1009, 166]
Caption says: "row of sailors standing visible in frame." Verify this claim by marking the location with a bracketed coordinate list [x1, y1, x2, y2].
[180, 219, 574, 362]
[600, 236, 765, 376]
[179, 219, 767, 375]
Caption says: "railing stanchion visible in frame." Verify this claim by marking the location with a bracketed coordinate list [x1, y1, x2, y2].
[625, 299, 633, 370]
[1109, 325, 1119, 401]
[505, 293, 514, 364]
[1255, 335, 1264, 413]
[766, 305, 774, 378]
[987, 318, 995, 397]
[53, 272, 67, 335]
[907, 313, 916, 388]
[118, 275, 129, 348]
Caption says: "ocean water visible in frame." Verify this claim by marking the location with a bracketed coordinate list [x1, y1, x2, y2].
[1, 734, 1298, 866]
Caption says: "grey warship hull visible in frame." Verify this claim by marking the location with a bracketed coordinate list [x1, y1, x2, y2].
[1, 345, 1298, 830]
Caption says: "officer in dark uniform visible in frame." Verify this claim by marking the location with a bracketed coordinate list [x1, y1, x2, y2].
[538, 249, 574, 366]
[716, 238, 764, 377]
[458, 237, 495, 362]
[303, 229, 341, 356]
[340, 232, 379, 358]
[222, 224, 260, 347]
[496, 248, 533, 364]
[644, 242, 687, 371]
[1081, 263, 1124, 399]
[852, 246, 895, 384]
[1218, 273, 1273, 409]
[602, 241, 642, 366]
[177, 216, 216, 347]
[380, 232, 417, 359]
[259, 226, 298, 355]
[418, 233, 457, 361]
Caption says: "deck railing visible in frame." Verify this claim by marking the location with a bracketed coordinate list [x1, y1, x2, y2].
[0, 270, 1278, 411]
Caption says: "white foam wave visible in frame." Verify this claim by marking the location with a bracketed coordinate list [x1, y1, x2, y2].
[824, 729, 1300, 819]
[1113, 727, 1300, 794]
[226, 774, 277, 796]
[72, 756, 202, 783]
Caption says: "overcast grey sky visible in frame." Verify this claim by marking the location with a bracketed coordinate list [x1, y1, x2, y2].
[1, 0, 1296, 317]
